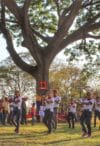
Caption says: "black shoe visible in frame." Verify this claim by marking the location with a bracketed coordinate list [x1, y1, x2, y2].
[15, 128, 19, 134]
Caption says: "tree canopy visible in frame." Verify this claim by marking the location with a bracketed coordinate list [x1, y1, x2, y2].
[0, 0, 100, 95]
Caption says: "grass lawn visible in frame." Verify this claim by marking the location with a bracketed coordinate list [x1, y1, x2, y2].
[0, 123, 100, 146]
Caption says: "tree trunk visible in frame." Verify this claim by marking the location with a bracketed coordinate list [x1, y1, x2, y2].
[35, 65, 49, 96]
[34, 65, 49, 122]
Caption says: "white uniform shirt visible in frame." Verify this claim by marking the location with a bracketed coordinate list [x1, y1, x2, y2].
[45, 97, 54, 112]
[68, 103, 77, 113]
[14, 96, 22, 110]
[95, 100, 100, 112]
[80, 98, 95, 112]
[53, 96, 61, 108]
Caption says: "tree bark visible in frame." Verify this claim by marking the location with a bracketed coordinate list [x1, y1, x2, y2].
[35, 65, 49, 96]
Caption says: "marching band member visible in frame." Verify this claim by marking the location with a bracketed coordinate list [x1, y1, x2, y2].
[80, 92, 95, 137]
[53, 90, 61, 129]
[12, 90, 22, 134]
[67, 98, 77, 129]
[43, 91, 54, 134]
[94, 96, 100, 129]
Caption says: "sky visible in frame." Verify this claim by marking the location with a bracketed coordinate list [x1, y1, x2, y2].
[0, 34, 67, 63]
[0, 35, 9, 61]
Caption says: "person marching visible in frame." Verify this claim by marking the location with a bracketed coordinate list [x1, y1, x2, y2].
[8, 96, 14, 125]
[67, 98, 77, 129]
[12, 90, 22, 134]
[39, 95, 46, 122]
[21, 98, 27, 125]
[53, 90, 61, 129]
[94, 96, 100, 129]
[2, 97, 9, 125]
[80, 92, 95, 137]
[43, 91, 54, 134]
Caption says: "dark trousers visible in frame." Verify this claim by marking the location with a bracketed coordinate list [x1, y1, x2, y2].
[21, 111, 27, 125]
[80, 110, 92, 135]
[53, 107, 58, 129]
[94, 110, 100, 127]
[12, 107, 21, 132]
[43, 109, 53, 133]
[67, 112, 76, 128]
[36, 101, 41, 122]
[2, 111, 8, 125]
[0, 112, 3, 124]
[8, 111, 13, 125]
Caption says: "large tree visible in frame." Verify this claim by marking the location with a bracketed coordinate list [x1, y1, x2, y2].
[0, 0, 100, 95]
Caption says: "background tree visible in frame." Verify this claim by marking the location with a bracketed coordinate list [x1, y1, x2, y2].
[50, 61, 90, 97]
[0, 52, 36, 97]
[0, 0, 100, 95]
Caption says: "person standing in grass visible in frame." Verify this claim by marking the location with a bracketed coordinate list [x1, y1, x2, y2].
[80, 92, 95, 138]
[43, 91, 54, 134]
[67, 98, 77, 129]
[2, 97, 9, 125]
[0, 99, 3, 125]
[53, 90, 61, 130]
[94, 96, 100, 129]
[8, 96, 14, 125]
[39, 103, 45, 122]
[12, 90, 22, 134]
[21, 98, 27, 125]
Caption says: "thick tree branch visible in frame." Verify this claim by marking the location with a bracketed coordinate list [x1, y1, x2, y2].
[46, 20, 100, 64]
[88, 13, 100, 23]
[0, 25, 38, 78]
[46, 0, 82, 60]
[59, 0, 82, 27]
[22, 37, 41, 66]
[18, 1, 43, 66]
[1, 0, 5, 26]
[23, 0, 32, 12]
[85, 22, 100, 33]
[61, 1, 75, 17]
[85, 34, 100, 39]
[57, 0, 82, 37]
[60, 22, 100, 50]
[22, 0, 32, 31]
[53, 0, 60, 17]
[1, 1, 43, 67]
[31, 28, 52, 44]
[5, 0, 21, 23]
[22, 25, 44, 66]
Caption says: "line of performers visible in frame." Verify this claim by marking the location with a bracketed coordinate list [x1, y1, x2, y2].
[8, 89, 100, 137]
[8, 89, 61, 134]
[42, 90, 61, 134]
[41, 91, 100, 137]
[66, 92, 100, 137]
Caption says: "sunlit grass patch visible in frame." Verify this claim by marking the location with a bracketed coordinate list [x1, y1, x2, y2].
[0, 123, 99, 146]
